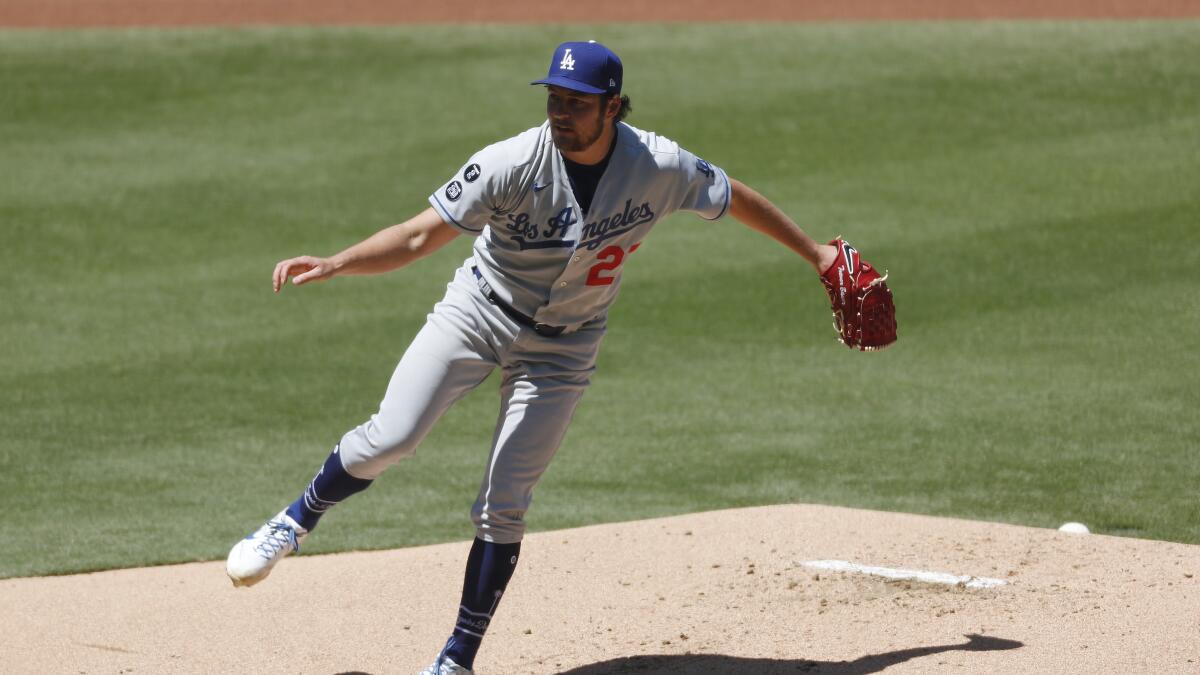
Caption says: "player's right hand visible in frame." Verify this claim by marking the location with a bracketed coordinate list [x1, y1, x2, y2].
[273, 255, 336, 292]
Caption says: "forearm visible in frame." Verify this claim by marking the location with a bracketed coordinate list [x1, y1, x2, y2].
[728, 178, 835, 274]
[330, 207, 460, 276]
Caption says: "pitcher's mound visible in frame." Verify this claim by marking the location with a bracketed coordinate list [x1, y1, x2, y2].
[2, 504, 1197, 673]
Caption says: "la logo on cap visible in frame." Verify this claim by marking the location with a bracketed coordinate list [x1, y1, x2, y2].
[532, 41, 622, 96]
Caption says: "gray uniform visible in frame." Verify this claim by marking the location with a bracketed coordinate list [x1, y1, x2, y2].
[336, 120, 731, 544]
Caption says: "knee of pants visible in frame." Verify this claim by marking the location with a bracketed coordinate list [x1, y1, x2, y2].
[471, 501, 527, 545]
[336, 413, 425, 480]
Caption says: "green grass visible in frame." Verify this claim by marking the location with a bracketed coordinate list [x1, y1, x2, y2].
[1, 21, 1197, 578]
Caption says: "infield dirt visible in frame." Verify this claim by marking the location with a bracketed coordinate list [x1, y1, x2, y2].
[2, 505, 1198, 673]
[3, 1, 1199, 673]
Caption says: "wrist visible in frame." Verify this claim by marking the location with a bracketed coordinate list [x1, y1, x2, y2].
[815, 243, 838, 275]
[328, 254, 350, 275]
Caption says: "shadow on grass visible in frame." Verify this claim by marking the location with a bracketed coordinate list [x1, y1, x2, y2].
[556, 633, 1024, 674]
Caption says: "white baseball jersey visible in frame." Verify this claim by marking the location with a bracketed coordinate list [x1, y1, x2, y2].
[429, 121, 731, 330]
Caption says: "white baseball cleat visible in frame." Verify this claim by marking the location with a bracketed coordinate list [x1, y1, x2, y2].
[226, 510, 308, 587]
[418, 654, 474, 675]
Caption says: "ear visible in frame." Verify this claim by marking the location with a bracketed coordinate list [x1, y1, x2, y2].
[604, 95, 621, 120]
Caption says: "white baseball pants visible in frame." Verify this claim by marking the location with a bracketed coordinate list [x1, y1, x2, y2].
[336, 259, 604, 544]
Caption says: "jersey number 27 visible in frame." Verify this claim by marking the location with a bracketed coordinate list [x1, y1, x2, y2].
[586, 243, 640, 286]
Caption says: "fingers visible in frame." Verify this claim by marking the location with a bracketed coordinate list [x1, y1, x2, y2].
[272, 259, 290, 293]
[273, 258, 300, 293]
[292, 265, 325, 286]
[272, 256, 320, 293]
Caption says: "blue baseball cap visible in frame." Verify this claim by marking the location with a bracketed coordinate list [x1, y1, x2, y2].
[531, 41, 622, 96]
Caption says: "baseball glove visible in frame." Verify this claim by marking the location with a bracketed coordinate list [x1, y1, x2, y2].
[819, 238, 897, 351]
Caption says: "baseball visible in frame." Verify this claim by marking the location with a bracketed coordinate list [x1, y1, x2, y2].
[1058, 522, 1090, 534]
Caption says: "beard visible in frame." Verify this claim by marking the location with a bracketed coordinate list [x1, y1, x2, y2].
[550, 112, 606, 153]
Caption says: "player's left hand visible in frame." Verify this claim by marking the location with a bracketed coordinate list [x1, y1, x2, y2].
[818, 238, 897, 351]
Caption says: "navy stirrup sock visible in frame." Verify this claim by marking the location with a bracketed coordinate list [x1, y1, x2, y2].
[285, 446, 373, 532]
[442, 538, 521, 670]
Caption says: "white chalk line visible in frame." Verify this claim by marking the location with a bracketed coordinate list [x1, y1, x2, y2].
[802, 559, 1008, 589]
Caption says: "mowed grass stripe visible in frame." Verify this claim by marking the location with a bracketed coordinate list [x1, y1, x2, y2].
[0, 21, 1196, 577]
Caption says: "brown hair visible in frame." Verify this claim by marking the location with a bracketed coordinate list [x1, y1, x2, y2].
[605, 94, 632, 122]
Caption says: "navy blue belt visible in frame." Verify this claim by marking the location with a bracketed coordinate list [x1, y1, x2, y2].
[471, 266, 566, 337]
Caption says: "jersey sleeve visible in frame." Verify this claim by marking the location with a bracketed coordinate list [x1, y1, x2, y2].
[428, 147, 516, 234]
[674, 147, 732, 221]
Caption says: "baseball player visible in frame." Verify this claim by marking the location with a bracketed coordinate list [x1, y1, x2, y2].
[227, 41, 890, 675]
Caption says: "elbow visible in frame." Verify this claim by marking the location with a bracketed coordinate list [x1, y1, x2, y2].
[404, 215, 458, 257]
[406, 229, 429, 252]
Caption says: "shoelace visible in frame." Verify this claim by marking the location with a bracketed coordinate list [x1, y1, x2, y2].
[253, 520, 299, 558]
[431, 641, 453, 675]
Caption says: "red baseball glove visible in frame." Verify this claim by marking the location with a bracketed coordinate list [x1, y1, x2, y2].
[819, 238, 897, 351]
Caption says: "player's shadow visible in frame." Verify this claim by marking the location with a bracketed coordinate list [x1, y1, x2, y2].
[556, 633, 1023, 674]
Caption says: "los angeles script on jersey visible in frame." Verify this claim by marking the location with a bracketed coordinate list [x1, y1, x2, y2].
[504, 207, 576, 250]
[503, 199, 655, 250]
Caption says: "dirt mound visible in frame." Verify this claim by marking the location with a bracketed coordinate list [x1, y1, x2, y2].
[2, 504, 1196, 673]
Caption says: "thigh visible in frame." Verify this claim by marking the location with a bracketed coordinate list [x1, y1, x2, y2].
[337, 310, 497, 480]
[470, 324, 605, 543]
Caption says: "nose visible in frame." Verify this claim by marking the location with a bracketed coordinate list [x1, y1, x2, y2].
[547, 98, 569, 120]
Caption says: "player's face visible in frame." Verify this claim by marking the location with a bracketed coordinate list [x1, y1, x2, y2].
[546, 86, 609, 152]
